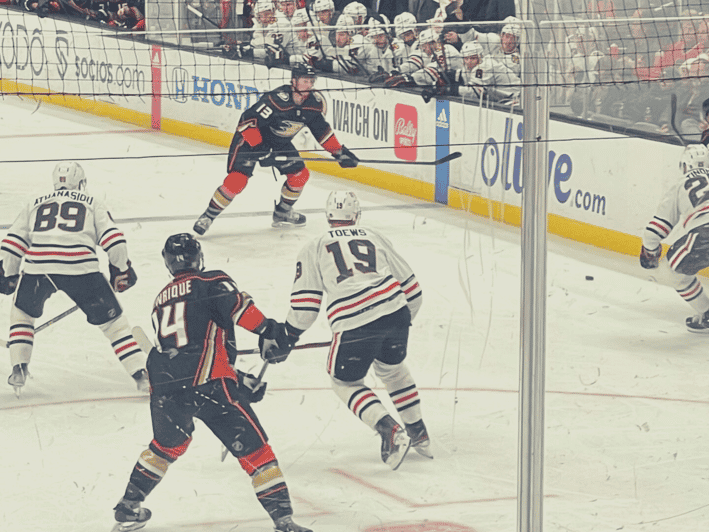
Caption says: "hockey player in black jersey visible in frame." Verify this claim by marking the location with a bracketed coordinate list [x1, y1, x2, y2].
[111, 233, 309, 532]
[193, 64, 359, 234]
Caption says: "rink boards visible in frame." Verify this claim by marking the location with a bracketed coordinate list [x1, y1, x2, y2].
[0, 8, 682, 256]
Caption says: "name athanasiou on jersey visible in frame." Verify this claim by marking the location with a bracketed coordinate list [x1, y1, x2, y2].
[286, 225, 422, 333]
[0, 189, 129, 276]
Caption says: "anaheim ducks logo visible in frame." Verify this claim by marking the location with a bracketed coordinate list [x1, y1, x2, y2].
[271, 120, 305, 137]
[313, 91, 327, 115]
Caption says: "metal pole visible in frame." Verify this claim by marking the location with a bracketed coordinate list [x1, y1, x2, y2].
[517, 10, 549, 532]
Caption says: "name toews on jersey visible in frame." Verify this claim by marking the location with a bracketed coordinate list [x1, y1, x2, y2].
[287, 226, 422, 333]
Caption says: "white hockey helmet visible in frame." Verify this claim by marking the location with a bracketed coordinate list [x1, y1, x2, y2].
[501, 23, 522, 38]
[291, 8, 310, 26]
[680, 144, 709, 174]
[368, 17, 387, 36]
[311, 0, 334, 13]
[394, 12, 416, 37]
[342, 1, 367, 22]
[461, 40, 483, 58]
[52, 162, 86, 191]
[503, 15, 523, 25]
[253, 0, 274, 15]
[335, 14, 356, 36]
[326, 191, 361, 226]
[418, 28, 438, 45]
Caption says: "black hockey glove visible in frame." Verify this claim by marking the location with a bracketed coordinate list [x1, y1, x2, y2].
[334, 145, 359, 168]
[236, 369, 267, 403]
[368, 67, 390, 84]
[0, 262, 19, 295]
[639, 245, 661, 269]
[384, 74, 416, 88]
[109, 261, 138, 292]
[258, 319, 293, 364]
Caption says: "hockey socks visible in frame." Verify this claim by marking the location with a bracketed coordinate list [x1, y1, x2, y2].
[99, 315, 146, 377]
[238, 444, 294, 521]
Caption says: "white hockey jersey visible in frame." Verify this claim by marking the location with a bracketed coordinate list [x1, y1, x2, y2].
[333, 35, 387, 76]
[286, 225, 422, 333]
[643, 167, 709, 250]
[462, 30, 521, 77]
[0, 189, 129, 277]
[411, 44, 463, 86]
[459, 56, 521, 101]
[393, 38, 424, 74]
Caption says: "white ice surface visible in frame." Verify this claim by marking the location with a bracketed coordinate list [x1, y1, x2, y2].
[0, 97, 708, 532]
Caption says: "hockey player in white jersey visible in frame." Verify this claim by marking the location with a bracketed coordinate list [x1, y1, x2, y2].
[309, 0, 338, 59]
[421, 40, 520, 103]
[385, 28, 463, 88]
[453, 21, 522, 78]
[341, 1, 368, 35]
[391, 12, 424, 75]
[315, 15, 387, 77]
[640, 144, 709, 332]
[269, 191, 431, 469]
[287, 8, 324, 66]
[0, 162, 147, 396]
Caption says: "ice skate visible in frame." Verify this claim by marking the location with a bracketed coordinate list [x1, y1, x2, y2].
[405, 419, 433, 459]
[686, 309, 709, 333]
[8, 363, 29, 398]
[132, 369, 150, 393]
[272, 202, 306, 227]
[112, 498, 151, 532]
[274, 515, 313, 532]
[375, 415, 411, 470]
[193, 212, 213, 235]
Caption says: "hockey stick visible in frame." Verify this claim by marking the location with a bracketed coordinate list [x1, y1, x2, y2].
[274, 151, 461, 166]
[2, 304, 80, 348]
[131, 326, 331, 356]
[670, 93, 689, 147]
[186, 3, 223, 30]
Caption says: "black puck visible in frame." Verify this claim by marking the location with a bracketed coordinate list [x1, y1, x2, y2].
[585, 275, 594, 281]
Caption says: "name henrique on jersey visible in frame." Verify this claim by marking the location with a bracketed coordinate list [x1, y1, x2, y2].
[286, 226, 423, 333]
[235, 84, 335, 149]
[148, 270, 266, 391]
[0, 189, 128, 276]
[643, 167, 709, 249]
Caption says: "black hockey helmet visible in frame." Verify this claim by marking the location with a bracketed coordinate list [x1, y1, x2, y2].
[291, 63, 317, 81]
[162, 233, 204, 275]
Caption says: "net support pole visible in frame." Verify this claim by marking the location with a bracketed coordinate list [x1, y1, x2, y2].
[517, 18, 549, 532]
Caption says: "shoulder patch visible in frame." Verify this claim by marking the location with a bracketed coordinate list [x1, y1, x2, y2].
[313, 90, 326, 115]
[277, 91, 289, 101]
[476, 69, 483, 79]
[295, 261, 302, 282]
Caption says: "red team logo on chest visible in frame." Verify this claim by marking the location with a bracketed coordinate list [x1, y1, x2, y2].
[394, 104, 418, 162]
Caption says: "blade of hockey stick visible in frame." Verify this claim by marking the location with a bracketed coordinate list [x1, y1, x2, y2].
[670, 93, 688, 147]
[2, 304, 80, 348]
[273, 151, 462, 166]
[131, 326, 154, 353]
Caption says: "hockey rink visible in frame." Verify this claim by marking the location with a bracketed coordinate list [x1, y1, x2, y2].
[0, 96, 708, 532]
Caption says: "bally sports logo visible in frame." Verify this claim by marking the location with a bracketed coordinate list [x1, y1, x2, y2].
[394, 104, 417, 161]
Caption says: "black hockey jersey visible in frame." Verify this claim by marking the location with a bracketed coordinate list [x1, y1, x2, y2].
[147, 269, 266, 391]
[235, 84, 335, 149]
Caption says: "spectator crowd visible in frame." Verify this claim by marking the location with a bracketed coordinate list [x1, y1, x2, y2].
[4, 0, 709, 139]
